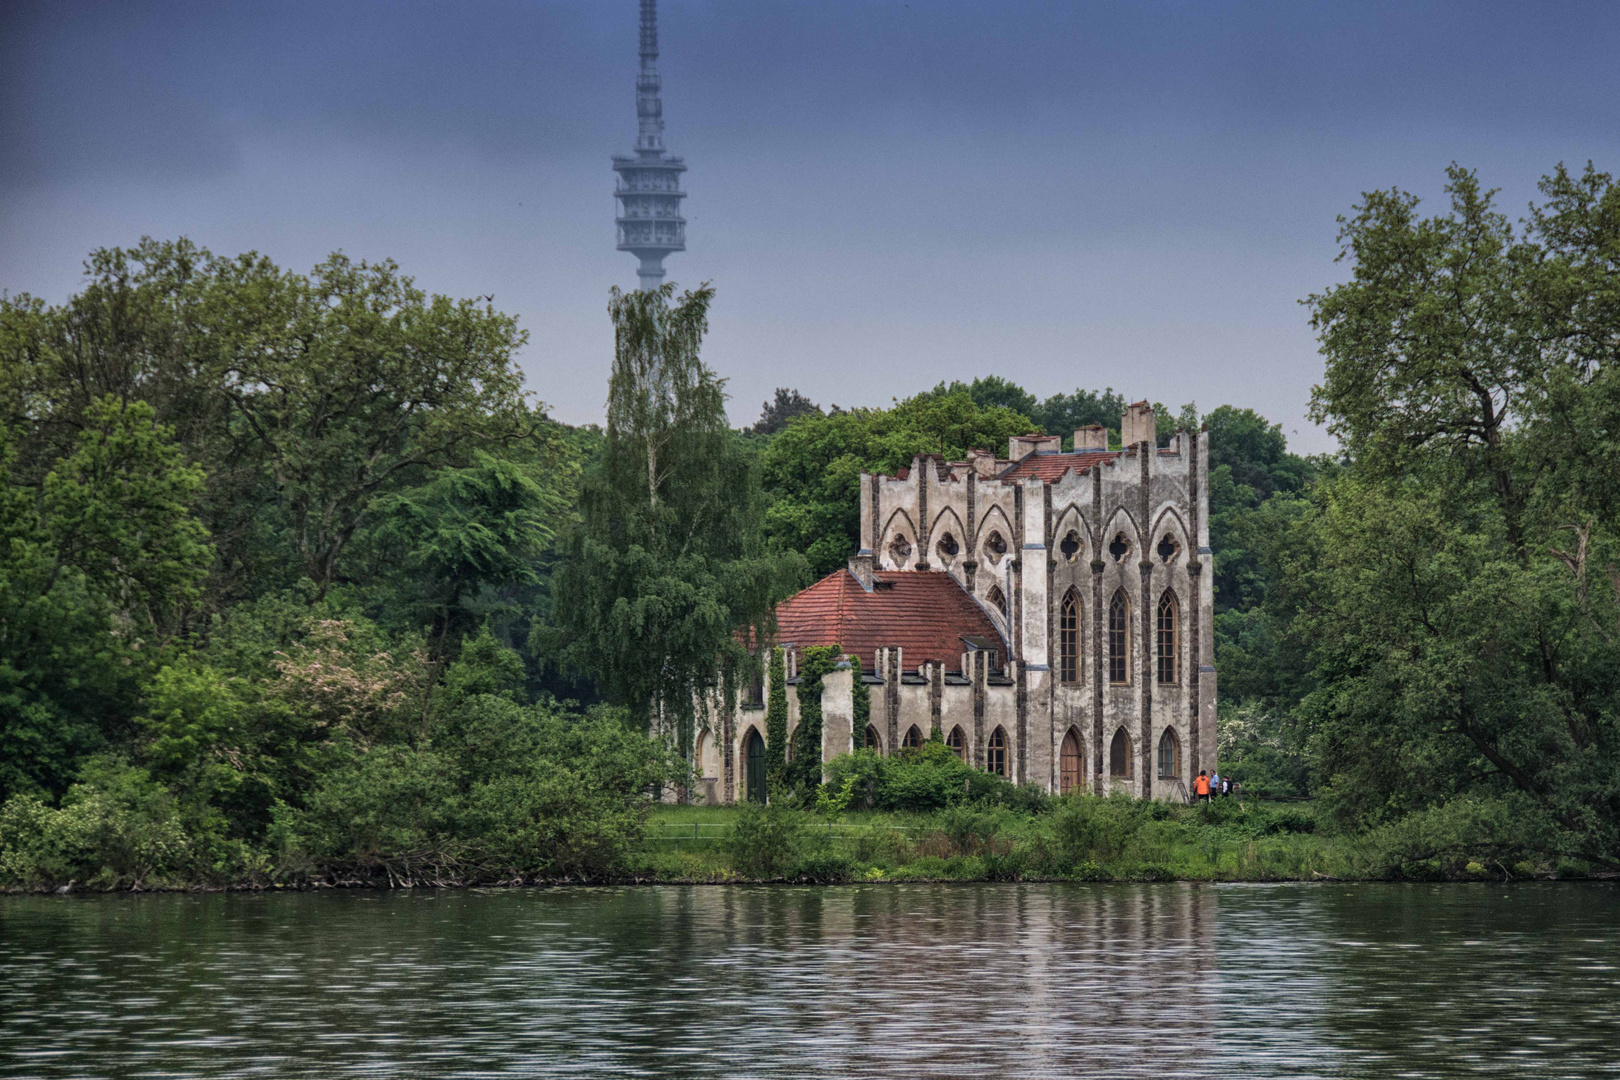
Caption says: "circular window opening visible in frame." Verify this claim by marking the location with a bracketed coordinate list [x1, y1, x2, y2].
[937, 532, 959, 560]
[1108, 533, 1130, 562]
[1060, 531, 1081, 562]
[1157, 534, 1178, 563]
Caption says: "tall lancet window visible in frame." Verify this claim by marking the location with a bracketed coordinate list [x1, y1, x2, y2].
[1059, 590, 1081, 684]
[1156, 591, 1179, 685]
[1108, 591, 1131, 685]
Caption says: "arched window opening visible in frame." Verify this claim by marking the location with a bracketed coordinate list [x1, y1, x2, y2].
[1157, 534, 1178, 563]
[984, 531, 1007, 563]
[936, 532, 959, 561]
[1108, 533, 1130, 562]
[1109, 591, 1131, 685]
[1060, 531, 1081, 561]
[865, 724, 881, 752]
[986, 584, 1006, 615]
[694, 731, 708, 774]
[1109, 728, 1132, 779]
[946, 726, 966, 762]
[888, 534, 912, 565]
[987, 727, 1008, 777]
[1060, 729, 1083, 795]
[1157, 728, 1180, 780]
[744, 729, 767, 804]
[1059, 589, 1081, 684]
[1156, 590, 1179, 685]
[902, 725, 921, 750]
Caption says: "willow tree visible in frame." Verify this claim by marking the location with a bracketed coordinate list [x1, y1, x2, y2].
[542, 284, 804, 767]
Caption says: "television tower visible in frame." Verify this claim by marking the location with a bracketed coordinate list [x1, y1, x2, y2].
[612, 0, 686, 290]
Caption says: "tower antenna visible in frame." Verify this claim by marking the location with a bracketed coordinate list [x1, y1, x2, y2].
[612, 0, 687, 290]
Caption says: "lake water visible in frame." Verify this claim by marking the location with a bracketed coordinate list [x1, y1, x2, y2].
[1, 883, 1617, 1078]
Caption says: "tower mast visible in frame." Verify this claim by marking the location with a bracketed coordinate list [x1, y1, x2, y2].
[612, 0, 687, 290]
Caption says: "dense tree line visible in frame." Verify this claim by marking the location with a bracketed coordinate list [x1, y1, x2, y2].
[2, 158, 1617, 887]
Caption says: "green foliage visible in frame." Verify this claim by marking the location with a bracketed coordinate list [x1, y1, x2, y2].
[822, 739, 1041, 814]
[851, 654, 870, 732]
[724, 802, 802, 878]
[760, 389, 1036, 576]
[543, 283, 805, 756]
[764, 646, 788, 795]
[1300, 162, 1620, 865]
[788, 646, 843, 796]
[0, 397, 212, 801]
[0, 239, 537, 603]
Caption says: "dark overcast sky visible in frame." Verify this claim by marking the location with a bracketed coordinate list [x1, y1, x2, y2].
[4, 1, 1618, 450]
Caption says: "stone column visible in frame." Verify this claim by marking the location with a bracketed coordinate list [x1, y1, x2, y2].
[821, 664, 855, 782]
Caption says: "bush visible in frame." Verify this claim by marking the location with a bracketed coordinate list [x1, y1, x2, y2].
[0, 756, 193, 889]
[793, 849, 855, 883]
[725, 803, 802, 879]
[1046, 793, 1151, 867]
[823, 741, 1048, 814]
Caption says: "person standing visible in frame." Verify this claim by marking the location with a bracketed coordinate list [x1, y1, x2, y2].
[1210, 769, 1222, 798]
[1194, 770, 1211, 803]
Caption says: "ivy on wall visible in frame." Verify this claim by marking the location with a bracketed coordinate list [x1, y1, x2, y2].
[765, 646, 788, 798]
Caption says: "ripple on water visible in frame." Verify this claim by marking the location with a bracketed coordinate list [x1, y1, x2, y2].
[1, 882, 1618, 1079]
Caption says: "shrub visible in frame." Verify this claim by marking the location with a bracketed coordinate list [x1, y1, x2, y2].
[725, 803, 802, 878]
[793, 849, 855, 883]
[0, 756, 192, 889]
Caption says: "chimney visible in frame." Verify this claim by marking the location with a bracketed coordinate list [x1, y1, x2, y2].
[969, 448, 999, 477]
[1074, 424, 1109, 451]
[848, 551, 875, 591]
[1121, 401, 1156, 448]
[1008, 433, 1062, 459]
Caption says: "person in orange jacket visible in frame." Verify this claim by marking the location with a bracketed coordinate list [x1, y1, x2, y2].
[1193, 770, 1211, 803]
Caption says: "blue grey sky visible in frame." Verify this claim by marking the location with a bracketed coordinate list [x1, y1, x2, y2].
[4, 1, 1618, 451]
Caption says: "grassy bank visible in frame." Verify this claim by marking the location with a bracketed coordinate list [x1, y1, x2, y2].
[632, 797, 1599, 885]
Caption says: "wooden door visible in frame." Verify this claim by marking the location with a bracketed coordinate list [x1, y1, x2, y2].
[1060, 730, 1082, 794]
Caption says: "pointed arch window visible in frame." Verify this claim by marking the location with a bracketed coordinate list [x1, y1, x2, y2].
[987, 727, 1008, 777]
[946, 726, 966, 762]
[902, 725, 921, 750]
[1109, 728, 1132, 778]
[865, 724, 882, 752]
[986, 584, 1007, 616]
[1157, 728, 1180, 780]
[1059, 589, 1081, 684]
[1108, 591, 1131, 685]
[1156, 590, 1179, 685]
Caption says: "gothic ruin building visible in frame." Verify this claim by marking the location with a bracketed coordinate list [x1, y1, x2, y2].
[697, 401, 1216, 802]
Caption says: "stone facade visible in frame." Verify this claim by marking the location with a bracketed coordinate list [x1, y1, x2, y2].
[699, 401, 1216, 802]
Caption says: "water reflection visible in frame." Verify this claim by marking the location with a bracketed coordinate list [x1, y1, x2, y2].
[0, 883, 1615, 1078]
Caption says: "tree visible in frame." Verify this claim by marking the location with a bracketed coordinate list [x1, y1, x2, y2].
[0, 397, 212, 799]
[749, 388, 823, 436]
[543, 284, 804, 764]
[760, 390, 1036, 577]
[1298, 163, 1620, 863]
[0, 239, 537, 602]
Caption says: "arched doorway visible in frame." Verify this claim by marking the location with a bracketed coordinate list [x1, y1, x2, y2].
[1109, 727, 1132, 779]
[744, 728, 766, 804]
[1060, 729, 1083, 794]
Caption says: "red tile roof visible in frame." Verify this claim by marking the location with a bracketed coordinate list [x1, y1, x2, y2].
[999, 450, 1119, 483]
[771, 569, 1004, 672]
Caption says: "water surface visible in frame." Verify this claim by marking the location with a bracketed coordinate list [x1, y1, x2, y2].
[2, 883, 1616, 1078]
